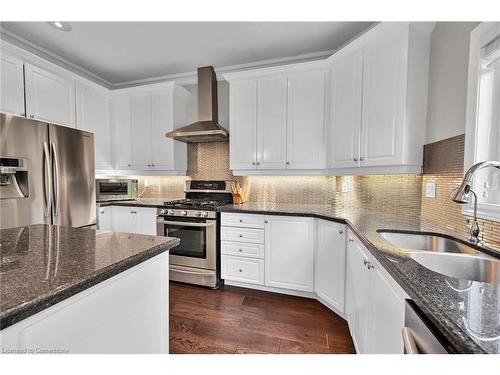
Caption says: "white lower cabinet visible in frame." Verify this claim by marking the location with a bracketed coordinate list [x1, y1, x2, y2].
[220, 212, 408, 354]
[0, 252, 169, 354]
[97, 206, 113, 231]
[221, 255, 264, 285]
[345, 229, 407, 354]
[100, 206, 157, 235]
[264, 215, 315, 292]
[315, 219, 347, 313]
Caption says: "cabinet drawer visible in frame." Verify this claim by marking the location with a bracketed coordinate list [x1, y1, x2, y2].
[221, 255, 264, 285]
[221, 213, 265, 228]
[221, 241, 265, 259]
[221, 226, 264, 244]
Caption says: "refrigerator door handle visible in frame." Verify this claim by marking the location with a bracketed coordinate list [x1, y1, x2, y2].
[43, 142, 52, 217]
[51, 142, 60, 217]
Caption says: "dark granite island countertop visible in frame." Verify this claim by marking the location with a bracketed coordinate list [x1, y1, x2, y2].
[0, 224, 179, 330]
[218, 203, 500, 354]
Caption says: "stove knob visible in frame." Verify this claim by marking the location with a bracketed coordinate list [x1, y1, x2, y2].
[160, 209, 166, 215]
[168, 209, 174, 215]
[194, 211, 201, 217]
[181, 210, 188, 216]
[200, 211, 208, 217]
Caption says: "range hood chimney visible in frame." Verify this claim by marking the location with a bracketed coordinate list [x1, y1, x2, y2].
[166, 66, 228, 143]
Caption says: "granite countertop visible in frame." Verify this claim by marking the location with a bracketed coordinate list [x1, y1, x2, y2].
[0, 224, 179, 330]
[217, 203, 500, 354]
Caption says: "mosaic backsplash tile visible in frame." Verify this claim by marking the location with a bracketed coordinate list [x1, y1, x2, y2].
[421, 135, 500, 248]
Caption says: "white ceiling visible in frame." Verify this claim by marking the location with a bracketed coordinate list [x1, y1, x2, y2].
[0, 22, 374, 88]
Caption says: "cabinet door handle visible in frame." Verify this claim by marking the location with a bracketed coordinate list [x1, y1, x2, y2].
[252, 162, 256, 166]
[286, 161, 290, 165]
[239, 234, 243, 237]
[353, 157, 358, 162]
[238, 248, 243, 252]
[30, 114, 35, 118]
[20, 112, 26, 117]
[128, 164, 131, 167]
[264, 220, 268, 224]
[367, 263, 374, 270]
[238, 269, 243, 273]
[364, 259, 370, 266]
[239, 219, 243, 222]
[151, 164, 155, 167]
[338, 229, 344, 235]
[359, 157, 365, 162]
[348, 238, 354, 243]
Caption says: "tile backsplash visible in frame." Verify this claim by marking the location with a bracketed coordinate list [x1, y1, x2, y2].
[421, 135, 500, 248]
[137, 136, 500, 248]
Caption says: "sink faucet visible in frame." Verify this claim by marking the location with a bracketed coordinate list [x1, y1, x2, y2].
[451, 161, 500, 244]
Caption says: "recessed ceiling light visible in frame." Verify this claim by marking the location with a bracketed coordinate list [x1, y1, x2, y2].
[47, 21, 72, 32]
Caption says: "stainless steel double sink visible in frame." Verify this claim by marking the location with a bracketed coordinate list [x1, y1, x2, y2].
[378, 230, 500, 284]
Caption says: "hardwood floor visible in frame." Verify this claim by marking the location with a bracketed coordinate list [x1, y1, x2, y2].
[169, 281, 355, 354]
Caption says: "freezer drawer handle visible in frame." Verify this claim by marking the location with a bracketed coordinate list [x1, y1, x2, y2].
[43, 142, 52, 218]
[51, 143, 60, 217]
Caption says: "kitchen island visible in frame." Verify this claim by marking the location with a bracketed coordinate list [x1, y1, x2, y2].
[0, 224, 179, 354]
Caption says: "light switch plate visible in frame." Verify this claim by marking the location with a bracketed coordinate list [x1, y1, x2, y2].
[425, 182, 436, 198]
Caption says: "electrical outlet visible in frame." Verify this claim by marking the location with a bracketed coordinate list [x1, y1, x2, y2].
[425, 182, 436, 198]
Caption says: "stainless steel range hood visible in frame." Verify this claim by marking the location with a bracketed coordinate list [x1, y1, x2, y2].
[166, 66, 228, 143]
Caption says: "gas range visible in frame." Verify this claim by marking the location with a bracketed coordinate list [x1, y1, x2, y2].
[156, 180, 234, 289]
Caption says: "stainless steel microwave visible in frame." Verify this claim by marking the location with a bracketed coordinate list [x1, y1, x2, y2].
[96, 179, 138, 201]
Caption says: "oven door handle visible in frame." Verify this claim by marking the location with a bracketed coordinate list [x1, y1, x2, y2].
[156, 219, 215, 228]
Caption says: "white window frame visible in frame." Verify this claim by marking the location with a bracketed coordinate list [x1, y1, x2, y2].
[464, 22, 500, 221]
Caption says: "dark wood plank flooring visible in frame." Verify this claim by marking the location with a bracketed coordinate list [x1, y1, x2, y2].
[169, 281, 355, 354]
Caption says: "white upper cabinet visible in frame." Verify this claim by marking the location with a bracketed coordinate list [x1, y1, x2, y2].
[328, 50, 363, 168]
[131, 93, 153, 169]
[151, 90, 174, 169]
[264, 215, 315, 292]
[112, 84, 189, 174]
[0, 54, 25, 116]
[225, 63, 327, 174]
[256, 76, 288, 169]
[76, 84, 112, 170]
[360, 30, 406, 167]
[111, 96, 132, 170]
[229, 79, 257, 170]
[286, 71, 326, 169]
[24, 63, 76, 127]
[328, 22, 432, 173]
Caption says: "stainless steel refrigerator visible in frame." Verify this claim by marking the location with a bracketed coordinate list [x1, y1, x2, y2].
[0, 113, 96, 229]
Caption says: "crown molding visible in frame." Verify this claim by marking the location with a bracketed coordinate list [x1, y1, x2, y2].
[0, 28, 113, 88]
[1, 26, 336, 89]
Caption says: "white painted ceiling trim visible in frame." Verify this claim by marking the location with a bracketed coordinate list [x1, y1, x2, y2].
[1, 27, 336, 89]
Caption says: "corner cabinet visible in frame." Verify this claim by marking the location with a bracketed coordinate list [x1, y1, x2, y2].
[345, 230, 408, 354]
[327, 22, 433, 174]
[224, 22, 432, 176]
[224, 64, 327, 175]
[111, 83, 189, 175]
[315, 219, 347, 313]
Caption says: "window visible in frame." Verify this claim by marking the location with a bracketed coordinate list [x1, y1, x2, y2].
[465, 22, 500, 220]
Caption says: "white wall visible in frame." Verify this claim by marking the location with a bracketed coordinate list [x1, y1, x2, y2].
[183, 80, 230, 131]
[425, 22, 480, 144]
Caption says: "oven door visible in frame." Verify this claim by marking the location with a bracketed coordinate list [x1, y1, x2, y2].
[156, 216, 216, 270]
